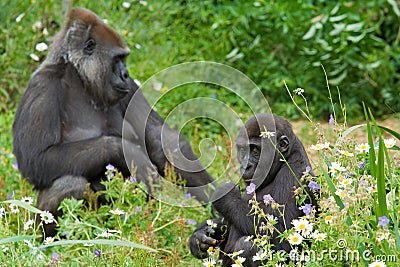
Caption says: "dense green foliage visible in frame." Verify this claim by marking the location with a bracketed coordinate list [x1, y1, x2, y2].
[1, 0, 399, 119]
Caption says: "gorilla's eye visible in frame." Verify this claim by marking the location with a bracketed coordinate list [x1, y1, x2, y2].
[84, 38, 96, 55]
[250, 145, 260, 155]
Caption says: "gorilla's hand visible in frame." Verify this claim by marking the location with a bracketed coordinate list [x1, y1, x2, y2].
[212, 182, 241, 214]
[189, 219, 223, 259]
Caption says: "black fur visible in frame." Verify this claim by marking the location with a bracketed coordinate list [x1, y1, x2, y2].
[13, 8, 212, 236]
[190, 114, 316, 266]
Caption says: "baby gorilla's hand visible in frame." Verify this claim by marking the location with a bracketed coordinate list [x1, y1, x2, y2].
[189, 219, 222, 259]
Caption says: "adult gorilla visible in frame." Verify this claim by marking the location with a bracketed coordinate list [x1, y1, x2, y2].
[189, 114, 317, 266]
[13, 8, 212, 236]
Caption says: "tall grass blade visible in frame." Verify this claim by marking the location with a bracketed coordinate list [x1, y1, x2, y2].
[368, 109, 388, 218]
[0, 235, 38, 245]
[39, 239, 157, 252]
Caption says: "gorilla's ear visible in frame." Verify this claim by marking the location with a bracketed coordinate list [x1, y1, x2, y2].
[278, 135, 289, 153]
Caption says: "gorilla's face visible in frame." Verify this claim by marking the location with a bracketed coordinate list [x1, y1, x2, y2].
[236, 138, 261, 183]
[235, 114, 290, 186]
[65, 11, 133, 107]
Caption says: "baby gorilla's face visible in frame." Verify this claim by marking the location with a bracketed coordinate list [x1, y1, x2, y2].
[236, 141, 260, 183]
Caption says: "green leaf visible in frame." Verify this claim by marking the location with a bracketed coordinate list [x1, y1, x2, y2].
[319, 162, 344, 210]
[0, 235, 39, 245]
[328, 70, 347, 85]
[347, 31, 366, 43]
[363, 104, 376, 177]
[378, 125, 400, 140]
[302, 24, 317, 40]
[329, 23, 346, 36]
[345, 22, 364, 32]
[3, 200, 43, 214]
[329, 14, 347, 22]
[368, 109, 388, 218]
[388, 0, 400, 17]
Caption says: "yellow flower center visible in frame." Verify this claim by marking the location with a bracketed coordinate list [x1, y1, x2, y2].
[292, 236, 299, 242]
[299, 224, 306, 230]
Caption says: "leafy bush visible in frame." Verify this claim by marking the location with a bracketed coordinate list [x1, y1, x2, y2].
[1, 0, 399, 119]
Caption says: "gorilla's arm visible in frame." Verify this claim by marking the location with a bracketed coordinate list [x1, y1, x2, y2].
[122, 83, 213, 200]
[189, 218, 227, 259]
[212, 183, 256, 237]
[13, 66, 125, 190]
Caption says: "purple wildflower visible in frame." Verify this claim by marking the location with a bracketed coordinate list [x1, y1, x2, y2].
[359, 161, 365, 169]
[263, 194, 274, 205]
[7, 191, 15, 199]
[106, 164, 115, 171]
[211, 93, 217, 99]
[300, 203, 312, 216]
[308, 181, 320, 192]
[129, 176, 137, 183]
[94, 249, 101, 258]
[378, 216, 390, 227]
[12, 161, 18, 170]
[51, 252, 60, 263]
[305, 166, 311, 173]
[185, 193, 192, 199]
[246, 183, 256, 195]
[329, 114, 335, 126]
[135, 206, 141, 213]
[186, 219, 197, 225]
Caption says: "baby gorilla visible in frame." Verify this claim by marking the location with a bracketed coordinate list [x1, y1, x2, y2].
[189, 114, 317, 266]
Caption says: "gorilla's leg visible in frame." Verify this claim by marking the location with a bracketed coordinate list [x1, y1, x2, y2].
[36, 175, 88, 237]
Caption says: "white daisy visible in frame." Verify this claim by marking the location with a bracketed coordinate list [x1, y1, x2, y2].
[384, 138, 396, 149]
[288, 232, 303, 245]
[44, 236, 54, 245]
[368, 261, 386, 267]
[9, 204, 20, 214]
[292, 218, 313, 236]
[329, 162, 346, 174]
[259, 130, 275, 138]
[109, 208, 125, 215]
[40, 211, 54, 224]
[0, 207, 5, 217]
[24, 219, 35, 231]
[324, 215, 333, 224]
[21, 196, 34, 205]
[206, 219, 217, 228]
[202, 258, 216, 267]
[35, 42, 48, 52]
[311, 231, 327, 242]
[339, 150, 354, 157]
[293, 88, 304, 95]
[232, 256, 246, 267]
[252, 251, 267, 262]
[310, 142, 330, 151]
[355, 143, 370, 153]
[96, 230, 113, 238]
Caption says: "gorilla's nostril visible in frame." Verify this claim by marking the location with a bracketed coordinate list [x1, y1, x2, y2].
[121, 71, 129, 81]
